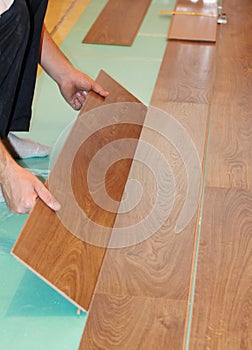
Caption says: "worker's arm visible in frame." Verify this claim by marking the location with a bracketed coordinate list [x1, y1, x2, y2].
[0, 141, 60, 213]
[39, 26, 109, 110]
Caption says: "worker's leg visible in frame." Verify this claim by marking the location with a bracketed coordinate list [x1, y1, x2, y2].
[9, 0, 49, 132]
[0, 0, 30, 138]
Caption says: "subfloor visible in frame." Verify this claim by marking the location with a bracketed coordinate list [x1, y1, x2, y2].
[0, 0, 175, 349]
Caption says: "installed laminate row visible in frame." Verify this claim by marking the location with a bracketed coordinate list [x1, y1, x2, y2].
[79, 41, 216, 350]
[189, 187, 252, 349]
[189, 0, 252, 348]
[83, 0, 152, 46]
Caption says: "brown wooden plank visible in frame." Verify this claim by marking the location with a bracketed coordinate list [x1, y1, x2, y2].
[167, 0, 218, 42]
[82, 0, 151, 46]
[150, 41, 216, 105]
[79, 39, 216, 348]
[174, 0, 217, 16]
[80, 294, 187, 350]
[204, 0, 252, 190]
[94, 103, 208, 299]
[168, 16, 217, 42]
[189, 187, 252, 349]
[11, 70, 147, 311]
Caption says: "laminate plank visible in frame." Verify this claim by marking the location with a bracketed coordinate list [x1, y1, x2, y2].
[150, 41, 216, 104]
[175, 0, 217, 15]
[11, 70, 146, 311]
[205, 98, 252, 190]
[204, 0, 252, 190]
[79, 294, 187, 350]
[82, 0, 152, 46]
[189, 187, 252, 349]
[94, 103, 208, 298]
[168, 16, 217, 42]
[167, 0, 218, 42]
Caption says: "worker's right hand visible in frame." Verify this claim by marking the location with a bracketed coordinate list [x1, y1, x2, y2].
[1, 161, 61, 214]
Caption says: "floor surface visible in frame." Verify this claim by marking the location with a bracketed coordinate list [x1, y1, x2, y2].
[0, 0, 175, 349]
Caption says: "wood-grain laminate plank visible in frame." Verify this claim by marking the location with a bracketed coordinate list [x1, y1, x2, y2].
[11, 70, 146, 311]
[150, 41, 216, 104]
[82, 0, 151, 46]
[94, 103, 208, 299]
[167, 0, 218, 42]
[189, 187, 252, 349]
[204, 0, 252, 190]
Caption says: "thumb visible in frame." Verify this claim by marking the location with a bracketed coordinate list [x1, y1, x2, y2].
[35, 181, 61, 211]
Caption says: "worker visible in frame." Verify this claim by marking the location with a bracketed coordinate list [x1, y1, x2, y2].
[0, 0, 108, 214]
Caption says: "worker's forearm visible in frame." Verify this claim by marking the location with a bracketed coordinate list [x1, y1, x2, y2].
[39, 26, 75, 85]
[0, 141, 13, 181]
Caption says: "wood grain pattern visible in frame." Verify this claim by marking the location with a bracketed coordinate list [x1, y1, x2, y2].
[11, 70, 146, 311]
[93, 104, 209, 299]
[82, 0, 151, 46]
[189, 1, 252, 348]
[150, 41, 216, 104]
[81, 294, 187, 350]
[79, 32, 216, 349]
[167, 0, 218, 42]
[189, 187, 252, 349]
[205, 0, 252, 190]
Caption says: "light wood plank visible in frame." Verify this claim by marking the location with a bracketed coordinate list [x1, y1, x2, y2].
[82, 0, 151, 46]
[167, 0, 218, 42]
[174, 0, 217, 16]
[189, 187, 252, 349]
[11, 70, 146, 311]
[168, 16, 217, 42]
[150, 41, 215, 104]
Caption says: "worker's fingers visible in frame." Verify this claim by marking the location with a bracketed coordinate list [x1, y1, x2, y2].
[90, 81, 109, 97]
[35, 181, 61, 211]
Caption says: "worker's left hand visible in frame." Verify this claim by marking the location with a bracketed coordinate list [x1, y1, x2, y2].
[58, 68, 109, 110]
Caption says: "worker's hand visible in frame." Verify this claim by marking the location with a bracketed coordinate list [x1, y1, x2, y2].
[59, 68, 109, 110]
[1, 162, 61, 214]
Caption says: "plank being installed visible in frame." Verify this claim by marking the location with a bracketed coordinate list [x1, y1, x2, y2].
[167, 0, 218, 42]
[11, 70, 147, 311]
[82, 0, 151, 46]
[79, 40, 216, 348]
